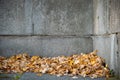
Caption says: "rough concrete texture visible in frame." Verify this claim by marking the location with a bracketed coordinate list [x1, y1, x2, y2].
[92, 34, 118, 71]
[93, 0, 120, 78]
[0, 0, 93, 36]
[116, 34, 120, 77]
[0, 0, 32, 35]
[30, 0, 93, 35]
[93, 0, 109, 35]
[0, 36, 93, 57]
[0, 0, 120, 79]
[0, 73, 105, 80]
[93, 0, 120, 35]
[109, 0, 120, 33]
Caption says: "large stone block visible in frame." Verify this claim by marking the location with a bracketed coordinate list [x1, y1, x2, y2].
[33, 0, 93, 36]
[93, 34, 120, 78]
[0, 0, 32, 35]
[0, 36, 93, 57]
[92, 34, 118, 76]
[109, 0, 120, 33]
[93, 0, 120, 35]
[116, 34, 120, 77]
[93, 0, 109, 35]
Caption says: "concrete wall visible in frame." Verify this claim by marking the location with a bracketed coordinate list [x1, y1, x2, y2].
[0, 0, 32, 35]
[0, 0, 93, 56]
[93, 0, 120, 78]
[32, 0, 93, 35]
[0, 0, 93, 36]
[0, 0, 120, 78]
[0, 36, 92, 57]
[92, 34, 117, 68]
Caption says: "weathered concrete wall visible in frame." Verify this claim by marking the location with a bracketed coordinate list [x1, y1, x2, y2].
[0, 0, 93, 36]
[92, 34, 118, 74]
[117, 34, 120, 77]
[0, 0, 120, 79]
[93, 0, 120, 78]
[109, 0, 120, 77]
[0, 0, 32, 35]
[93, 0, 120, 34]
[93, 0, 109, 35]
[0, 36, 93, 57]
[109, 0, 120, 33]
[0, 1, 94, 79]
[33, 0, 93, 35]
[0, 0, 93, 56]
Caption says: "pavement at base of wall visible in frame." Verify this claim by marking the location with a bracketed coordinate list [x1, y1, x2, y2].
[0, 73, 105, 80]
[0, 73, 119, 80]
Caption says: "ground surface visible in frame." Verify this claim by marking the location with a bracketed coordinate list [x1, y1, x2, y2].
[0, 73, 118, 80]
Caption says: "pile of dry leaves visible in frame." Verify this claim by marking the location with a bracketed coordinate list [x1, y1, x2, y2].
[0, 50, 109, 78]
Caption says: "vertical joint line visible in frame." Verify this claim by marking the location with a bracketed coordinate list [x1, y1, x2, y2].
[31, 0, 34, 35]
[32, 23, 34, 35]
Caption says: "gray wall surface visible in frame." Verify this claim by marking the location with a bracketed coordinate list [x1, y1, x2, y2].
[0, 0, 32, 35]
[0, 0, 93, 58]
[0, 0, 93, 56]
[0, 0, 120, 79]
[0, 1, 94, 79]
[0, 0, 93, 36]
[32, 0, 93, 35]
[93, 0, 120, 78]
[0, 36, 93, 57]
[0, 0, 93, 57]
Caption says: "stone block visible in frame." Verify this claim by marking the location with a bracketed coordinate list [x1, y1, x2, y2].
[93, 0, 120, 34]
[93, 0, 109, 35]
[109, 0, 120, 33]
[116, 34, 120, 77]
[0, 0, 32, 35]
[92, 34, 118, 71]
[33, 0, 93, 36]
[0, 36, 93, 57]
